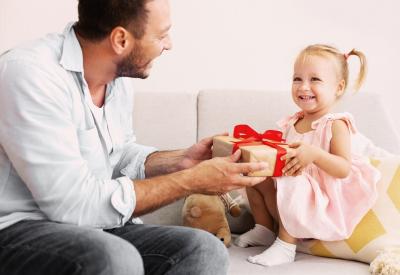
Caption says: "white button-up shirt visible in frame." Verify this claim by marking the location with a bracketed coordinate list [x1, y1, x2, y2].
[0, 23, 157, 230]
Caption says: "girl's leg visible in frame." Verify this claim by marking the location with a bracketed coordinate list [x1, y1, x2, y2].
[248, 179, 275, 230]
[247, 180, 297, 266]
[234, 178, 276, 247]
[278, 220, 297, 245]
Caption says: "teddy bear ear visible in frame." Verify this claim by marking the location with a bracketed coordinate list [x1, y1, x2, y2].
[189, 206, 202, 218]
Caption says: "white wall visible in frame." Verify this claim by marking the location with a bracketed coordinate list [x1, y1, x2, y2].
[1, 0, 399, 136]
[0, 1, 78, 45]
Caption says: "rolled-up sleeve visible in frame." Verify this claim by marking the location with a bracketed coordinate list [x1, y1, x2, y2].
[0, 60, 137, 228]
[111, 176, 136, 224]
[116, 143, 157, 180]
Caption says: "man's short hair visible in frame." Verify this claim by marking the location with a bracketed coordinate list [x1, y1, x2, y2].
[74, 0, 151, 41]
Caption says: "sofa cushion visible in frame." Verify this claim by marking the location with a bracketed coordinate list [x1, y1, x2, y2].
[332, 92, 400, 154]
[141, 199, 185, 226]
[298, 155, 400, 263]
[133, 90, 198, 150]
[198, 90, 298, 141]
[228, 241, 369, 275]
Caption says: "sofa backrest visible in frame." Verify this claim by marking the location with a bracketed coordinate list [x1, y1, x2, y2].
[197, 90, 400, 154]
[133, 91, 198, 150]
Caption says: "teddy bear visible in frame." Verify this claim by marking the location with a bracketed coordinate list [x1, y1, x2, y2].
[182, 193, 241, 247]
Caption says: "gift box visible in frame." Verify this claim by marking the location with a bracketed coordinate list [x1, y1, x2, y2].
[212, 124, 289, 177]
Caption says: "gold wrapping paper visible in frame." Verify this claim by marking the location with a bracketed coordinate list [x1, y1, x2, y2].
[212, 135, 288, 177]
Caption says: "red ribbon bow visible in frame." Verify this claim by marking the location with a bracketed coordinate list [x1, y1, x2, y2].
[232, 124, 287, 177]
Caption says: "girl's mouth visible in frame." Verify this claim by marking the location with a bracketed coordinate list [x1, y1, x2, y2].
[299, 95, 316, 101]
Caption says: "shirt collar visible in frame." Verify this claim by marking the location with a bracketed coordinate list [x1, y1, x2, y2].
[59, 22, 117, 103]
[59, 22, 84, 73]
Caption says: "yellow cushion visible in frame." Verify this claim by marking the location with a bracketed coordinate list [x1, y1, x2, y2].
[297, 155, 400, 263]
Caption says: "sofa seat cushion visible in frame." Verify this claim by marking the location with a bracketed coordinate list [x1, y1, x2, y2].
[228, 242, 369, 275]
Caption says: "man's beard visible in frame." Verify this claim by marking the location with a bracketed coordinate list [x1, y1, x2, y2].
[116, 46, 149, 79]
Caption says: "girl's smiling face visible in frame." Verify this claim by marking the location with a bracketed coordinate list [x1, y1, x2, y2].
[292, 54, 345, 119]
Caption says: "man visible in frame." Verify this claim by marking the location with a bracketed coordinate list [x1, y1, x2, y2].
[0, 0, 267, 274]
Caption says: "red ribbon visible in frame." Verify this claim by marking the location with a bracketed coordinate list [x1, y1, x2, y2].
[232, 124, 287, 177]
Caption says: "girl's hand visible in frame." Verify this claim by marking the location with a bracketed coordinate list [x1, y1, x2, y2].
[281, 141, 320, 176]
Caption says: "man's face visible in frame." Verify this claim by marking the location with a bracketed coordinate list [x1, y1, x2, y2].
[117, 0, 172, 79]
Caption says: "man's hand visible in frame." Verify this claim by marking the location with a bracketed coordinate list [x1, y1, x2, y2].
[281, 141, 320, 176]
[179, 133, 228, 170]
[135, 149, 268, 216]
[182, 150, 268, 194]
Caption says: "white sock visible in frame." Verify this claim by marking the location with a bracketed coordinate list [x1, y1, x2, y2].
[247, 237, 296, 266]
[234, 224, 275, 248]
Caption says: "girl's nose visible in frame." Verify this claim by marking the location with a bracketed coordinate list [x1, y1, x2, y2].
[299, 81, 310, 91]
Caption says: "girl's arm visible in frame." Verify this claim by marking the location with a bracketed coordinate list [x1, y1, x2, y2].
[313, 120, 351, 178]
[282, 120, 351, 178]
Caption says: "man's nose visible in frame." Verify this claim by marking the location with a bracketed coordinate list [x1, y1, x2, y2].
[164, 35, 172, 51]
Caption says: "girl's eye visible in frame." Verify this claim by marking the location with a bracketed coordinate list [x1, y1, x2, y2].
[311, 77, 321, 81]
[293, 77, 301, 82]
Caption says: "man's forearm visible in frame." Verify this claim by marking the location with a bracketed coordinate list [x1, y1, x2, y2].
[132, 168, 192, 216]
[133, 150, 270, 217]
[144, 150, 186, 177]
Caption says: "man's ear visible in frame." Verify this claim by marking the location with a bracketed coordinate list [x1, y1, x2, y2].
[109, 26, 133, 55]
[336, 79, 346, 97]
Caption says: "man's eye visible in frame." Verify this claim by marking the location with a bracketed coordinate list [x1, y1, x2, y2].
[160, 33, 169, 40]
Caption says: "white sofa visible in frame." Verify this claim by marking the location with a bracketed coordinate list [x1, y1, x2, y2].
[133, 89, 400, 275]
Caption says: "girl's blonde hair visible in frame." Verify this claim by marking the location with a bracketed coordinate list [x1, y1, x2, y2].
[296, 44, 367, 92]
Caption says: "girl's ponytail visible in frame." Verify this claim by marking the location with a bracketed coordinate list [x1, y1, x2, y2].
[344, 49, 367, 92]
[297, 44, 368, 93]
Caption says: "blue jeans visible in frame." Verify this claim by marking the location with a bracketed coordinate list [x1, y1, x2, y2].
[0, 220, 229, 275]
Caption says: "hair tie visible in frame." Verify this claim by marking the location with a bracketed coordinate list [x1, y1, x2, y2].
[344, 49, 355, 60]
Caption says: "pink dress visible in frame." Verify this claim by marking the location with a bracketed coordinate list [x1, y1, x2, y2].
[275, 112, 380, 241]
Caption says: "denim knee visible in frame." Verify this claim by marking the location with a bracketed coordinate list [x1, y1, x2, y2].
[185, 229, 229, 274]
[79, 234, 144, 275]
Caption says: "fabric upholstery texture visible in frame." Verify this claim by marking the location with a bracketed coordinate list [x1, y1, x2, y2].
[133, 91, 198, 150]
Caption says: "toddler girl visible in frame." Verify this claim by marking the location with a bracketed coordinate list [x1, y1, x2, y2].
[235, 44, 381, 267]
